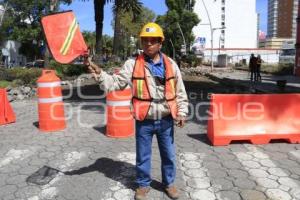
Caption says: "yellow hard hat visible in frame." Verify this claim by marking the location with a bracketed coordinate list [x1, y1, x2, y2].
[139, 22, 164, 41]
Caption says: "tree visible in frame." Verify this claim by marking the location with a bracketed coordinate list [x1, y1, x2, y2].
[1, 0, 71, 60]
[156, 0, 200, 58]
[82, 31, 96, 54]
[101, 34, 113, 57]
[82, 31, 112, 59]
[112, 0, 142, 57]
[118, 6, 155, 57]
[79, 0, 112, 55]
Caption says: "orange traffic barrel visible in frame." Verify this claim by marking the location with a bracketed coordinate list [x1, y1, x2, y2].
[37, 70, 66, 132]
[207, 94, 300, 146]
[0, 88, 16, 125]
[106, 87, 134, 138]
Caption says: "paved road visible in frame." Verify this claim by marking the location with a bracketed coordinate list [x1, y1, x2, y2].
[1, 77, 300, 200]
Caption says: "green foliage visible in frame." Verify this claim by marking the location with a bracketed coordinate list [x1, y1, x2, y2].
[102, 34, 113, 55]
[156, 0, 200, 57]
[1, 0, 71, 59]
[0, 80, 10, 88]
[274, 63, 294, 75]
[181, 53, 201, 67]
[49, 60, 88, 79]
[112, 0, 143, 57]
[102, 60, 122, 70]
[83, 31, 113, 56]
[116, 6, 155, 58]
[0, 68, 42, 86]
[83, 31, 96, 52]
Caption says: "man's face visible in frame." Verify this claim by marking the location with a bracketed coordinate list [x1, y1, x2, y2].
[141, 37, 162, 57]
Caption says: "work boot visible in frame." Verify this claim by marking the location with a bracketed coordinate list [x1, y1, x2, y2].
[165, 185, 180, 199]
[134, 187, 150, 200]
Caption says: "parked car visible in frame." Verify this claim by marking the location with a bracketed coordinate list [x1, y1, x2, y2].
[25, 59, 44, 68]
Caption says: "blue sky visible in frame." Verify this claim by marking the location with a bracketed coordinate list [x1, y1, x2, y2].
[60, 0, 268, 35]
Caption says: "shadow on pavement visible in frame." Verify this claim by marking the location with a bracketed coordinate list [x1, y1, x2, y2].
[187, 133, 211, 145]
[64, 157, 136, 190]
[93, 126, 106, 136]
[64, 157, 164, 192]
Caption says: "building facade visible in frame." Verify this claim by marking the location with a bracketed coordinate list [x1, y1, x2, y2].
[192, 0, 258, 50]
[267, 0, 298, 39]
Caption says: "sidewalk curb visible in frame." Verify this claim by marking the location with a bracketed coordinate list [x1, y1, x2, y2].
[204, 73, 269, 93]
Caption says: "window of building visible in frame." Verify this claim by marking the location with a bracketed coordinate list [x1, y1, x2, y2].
[222, 0, 225, 4]
[221, 22, 225, 26]
[221, 30, 225, 34]
[221, 14, 225, 20]
[221, 45, 224, 48]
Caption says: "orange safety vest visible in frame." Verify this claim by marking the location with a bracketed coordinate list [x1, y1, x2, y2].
[132, 54, 178, 120]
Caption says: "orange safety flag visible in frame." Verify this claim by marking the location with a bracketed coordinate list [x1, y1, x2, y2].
[41, 11, 88, 64]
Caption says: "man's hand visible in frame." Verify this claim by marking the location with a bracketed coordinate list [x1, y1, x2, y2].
[175, 116, 186, 128]
[84, 56, 102, 78]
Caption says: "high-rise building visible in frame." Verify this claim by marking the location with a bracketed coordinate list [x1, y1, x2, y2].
[267, 0, 298, 38]
[192, 0, 258, 49]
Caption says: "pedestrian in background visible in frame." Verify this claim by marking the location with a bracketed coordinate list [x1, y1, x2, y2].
[256, 54, 262, 82]
[249, 53, 257, 82]
[85, 22, 188, 200]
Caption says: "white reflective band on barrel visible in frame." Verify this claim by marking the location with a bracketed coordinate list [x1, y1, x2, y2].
[37, 81, 61, 88]
[38, 97, 63, 103]
[106, 100, 131, 106]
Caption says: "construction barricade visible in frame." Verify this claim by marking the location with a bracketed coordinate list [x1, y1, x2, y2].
[37, 70, 66, 132]
[207, 94, 300, 146]
[106, 87, 134, 138]
[0, 89, 16, 125]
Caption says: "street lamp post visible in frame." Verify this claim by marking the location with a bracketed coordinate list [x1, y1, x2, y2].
[177, 22, 187, 55]
[200, 0, 226, 71]
[169, 39, 176, 60]
[201, 0, 214, 71]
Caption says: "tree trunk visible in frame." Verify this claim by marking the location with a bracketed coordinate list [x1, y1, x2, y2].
[112, 0, 122, 57]
[44, 0, 58, 68]
[94, 0, 105, 55]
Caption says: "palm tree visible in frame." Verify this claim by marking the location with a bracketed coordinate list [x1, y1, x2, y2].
[112, 0, 142, 57]
[94, 0, 113, 54]
[80, 0, 112, 55]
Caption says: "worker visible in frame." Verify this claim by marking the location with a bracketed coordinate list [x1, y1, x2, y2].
[85, 22, 188, 200]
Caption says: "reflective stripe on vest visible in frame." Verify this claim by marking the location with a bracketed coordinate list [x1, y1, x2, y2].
[37, 81, 61, 88]
[137, 80, 144, 99]
[107, 100, 131, 107]
[38, 97, 63, 103]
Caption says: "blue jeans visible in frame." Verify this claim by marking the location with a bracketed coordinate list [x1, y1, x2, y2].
[135, 115, 176, 187]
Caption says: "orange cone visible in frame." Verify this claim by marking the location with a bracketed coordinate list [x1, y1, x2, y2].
[106, 69, 134, 138]
[106, 87, 134, 138]
[37, 70, 66, 132]
[0, 88, 16, 125]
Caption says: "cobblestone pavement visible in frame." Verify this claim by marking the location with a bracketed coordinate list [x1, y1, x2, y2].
[1, 78, 300, 200]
